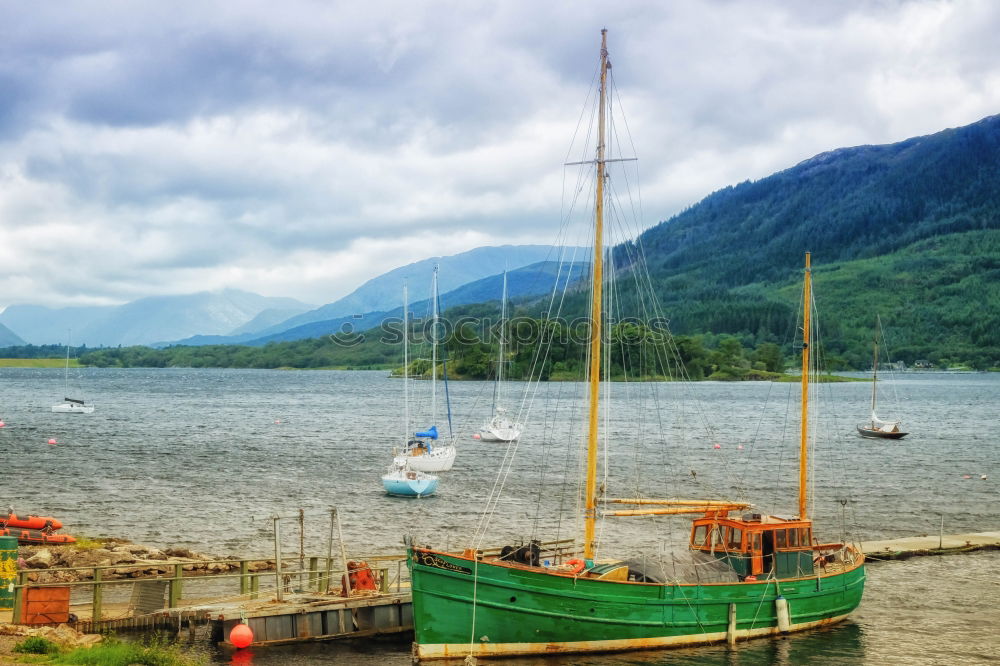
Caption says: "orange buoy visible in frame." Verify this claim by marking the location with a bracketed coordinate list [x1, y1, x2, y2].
[230, 622, 253, 648]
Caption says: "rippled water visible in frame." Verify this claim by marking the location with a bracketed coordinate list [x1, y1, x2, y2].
[1, 368, 997, 664]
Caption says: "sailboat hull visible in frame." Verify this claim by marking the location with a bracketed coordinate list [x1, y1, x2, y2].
[394, 444, 456, 472]
[408, 548, 865, 660]
[51, 403, 94, 414]
[382, 473, 438, 497]
[857, 426, 908, 439]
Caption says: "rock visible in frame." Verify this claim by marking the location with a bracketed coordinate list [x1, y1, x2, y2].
[25, 549, 53, 569]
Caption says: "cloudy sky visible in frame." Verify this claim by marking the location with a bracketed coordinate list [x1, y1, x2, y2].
[1, 0, 998, 309]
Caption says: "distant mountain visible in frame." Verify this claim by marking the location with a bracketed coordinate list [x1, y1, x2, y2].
[241, 260, 588, 346]
[0, 321, 25, 347]
[0, 290, 313, 347]
[247, 245, 569, 338]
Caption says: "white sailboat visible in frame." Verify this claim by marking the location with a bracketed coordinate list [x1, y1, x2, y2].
[383, 282, 440, 497]
[857, 316, 907, 439]
[51, 342, 94, 414]
[393, 267, 456, 472]
[478, 270, 521, 442]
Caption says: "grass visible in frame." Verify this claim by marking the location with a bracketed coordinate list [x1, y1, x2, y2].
[0, 359, 81, 368]
[47, 637, 208, 666]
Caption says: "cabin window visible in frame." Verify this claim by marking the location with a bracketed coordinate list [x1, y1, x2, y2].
[693, 525, 708, 547]
[709, 526, 722, 549]
[801, 528, 812, 545]
[788, 529, 799, 547]
[726, 526, 743, 550]
[752, 532, 761, 553]
[775, 530, 787, 549]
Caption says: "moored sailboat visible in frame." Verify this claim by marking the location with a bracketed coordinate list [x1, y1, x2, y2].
[52, 342, 94, 414]
[857, 316, 908, 439]
[393, 266, 457, 472]
[477, 270, 521, 442]
[383, 282, 440, 497]
[406, 31, 865, 661]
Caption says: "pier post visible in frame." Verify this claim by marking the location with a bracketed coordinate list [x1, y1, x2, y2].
[325, 508, 335, 593]
[335, 508, 351, 596]
[309, 557, 319, 591]
[299, 508, 305, 592]
[250, 574, 259, 600]
[93, 568, 103, 622]
[169, 564, 183, 608]
[239, 560, 249, 596]
[273, 516, 283, 602]
[12, 572, 27, 623]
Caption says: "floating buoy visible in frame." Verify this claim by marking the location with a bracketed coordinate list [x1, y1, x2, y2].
[982, 475, 988, 480]
[713, 443, 722, 449]
[230, 622, 254, 648]
[472, 433, 481, 440]
[737, 444, 744, 450]
[962, 475, 972, 479]
[0, 420, 5, 428]
[47, 438, 57, 445]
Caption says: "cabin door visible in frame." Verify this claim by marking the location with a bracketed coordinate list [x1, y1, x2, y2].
[750, 532, 763, 575]
[761, 531, 775, 575]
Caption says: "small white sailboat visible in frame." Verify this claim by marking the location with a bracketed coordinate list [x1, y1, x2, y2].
[857, 316, 907, 439]
[382, 281, 440, 498]
[478, 270, 521, 442]
[51, 342, 94, 414]
[393, 266, 456, 472]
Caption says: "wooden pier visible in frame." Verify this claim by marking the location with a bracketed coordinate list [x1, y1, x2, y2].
[860, 531, 1000, 561]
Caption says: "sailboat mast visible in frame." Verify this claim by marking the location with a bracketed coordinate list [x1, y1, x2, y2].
[870, 321, 879, 416]
[583, 29, 609, 560]
[404, 283, 410, 441]
[497, 270, 507, 401]
[798, 252, 811, 520]
[432, 265, 438, 424]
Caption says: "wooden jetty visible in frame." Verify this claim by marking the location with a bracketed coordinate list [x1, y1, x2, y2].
[860, 531, 1000, 561]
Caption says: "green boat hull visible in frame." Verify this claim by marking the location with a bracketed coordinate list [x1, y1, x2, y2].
[408, 548, 866, 660]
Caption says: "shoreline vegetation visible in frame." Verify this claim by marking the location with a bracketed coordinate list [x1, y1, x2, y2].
[1, 316, 995, 378]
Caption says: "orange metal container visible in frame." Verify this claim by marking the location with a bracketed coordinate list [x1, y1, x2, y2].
[21, 586, 71, 624]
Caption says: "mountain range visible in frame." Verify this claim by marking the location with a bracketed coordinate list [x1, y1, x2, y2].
[0, 245, 570, 348]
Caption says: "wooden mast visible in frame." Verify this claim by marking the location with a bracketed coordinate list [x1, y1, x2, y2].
[798, 252, 811, 520]
[870, 319, 879, 418]
[583, 29, 609, 560]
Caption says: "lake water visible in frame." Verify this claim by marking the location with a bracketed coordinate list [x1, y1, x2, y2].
[1, 368, 997, 664]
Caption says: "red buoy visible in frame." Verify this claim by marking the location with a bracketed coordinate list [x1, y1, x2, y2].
[0, 420, 6, 428]
[230, 622, 253, 648]
[48, 438, 57, 445]
[713, 443, 721, 449]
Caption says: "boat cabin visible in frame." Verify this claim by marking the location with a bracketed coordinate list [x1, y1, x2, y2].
[689, 512, 815, 580]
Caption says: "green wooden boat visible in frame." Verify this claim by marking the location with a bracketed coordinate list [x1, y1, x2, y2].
[408, 30, 865, 662]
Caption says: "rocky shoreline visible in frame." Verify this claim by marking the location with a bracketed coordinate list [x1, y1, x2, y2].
[17, 538, 276, 583]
